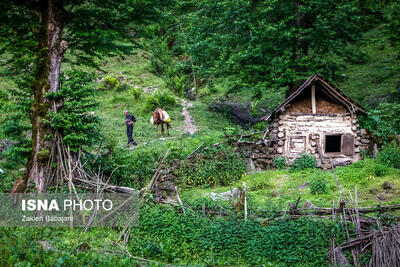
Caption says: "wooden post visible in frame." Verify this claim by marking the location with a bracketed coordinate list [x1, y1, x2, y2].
[243, 182, 247, 221]
[202, 203, 206, 217]
[67, 146, 73, 229]
[311, 83, 316, 114]
[174, 186, 186, 214]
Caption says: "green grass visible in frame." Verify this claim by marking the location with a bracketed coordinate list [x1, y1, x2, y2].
[90, 50, 235, 150]
[188, 101, 232, 134]
[182, 159, 400, 211]
[96, 51, 165, 91]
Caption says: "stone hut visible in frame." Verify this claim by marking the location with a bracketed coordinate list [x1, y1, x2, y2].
[244, 74, 374, 169]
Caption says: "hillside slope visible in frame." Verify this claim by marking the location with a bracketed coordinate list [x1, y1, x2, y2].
[337, 27, 400, 109]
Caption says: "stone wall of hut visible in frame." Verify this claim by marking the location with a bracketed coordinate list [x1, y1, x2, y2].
[241, 112, 375, 170]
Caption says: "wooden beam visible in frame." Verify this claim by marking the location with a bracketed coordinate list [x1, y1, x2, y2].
[311, 83, 316, 114]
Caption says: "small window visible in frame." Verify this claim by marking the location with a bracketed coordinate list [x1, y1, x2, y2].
[289, 136, 306, 152]
[325, 135, 341, 153]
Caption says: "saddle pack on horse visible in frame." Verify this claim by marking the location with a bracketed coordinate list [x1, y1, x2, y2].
[150, 108, 171, 137]
[150, 108, 171, 125]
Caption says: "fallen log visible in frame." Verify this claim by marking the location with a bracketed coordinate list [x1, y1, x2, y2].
[256, 204, 400, 217]
[74, 177, 138, 195]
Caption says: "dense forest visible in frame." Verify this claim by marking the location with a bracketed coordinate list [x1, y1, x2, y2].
[0, 0, 400, 266]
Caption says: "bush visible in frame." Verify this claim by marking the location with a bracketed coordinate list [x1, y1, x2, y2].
[360, 103, 400, 140]
[130, 87, 143, 100]
[87, 146, 163, 189]
[166, 75, 185, 97]
[374, 162, 388, 176]
[0, 228, 138, 266]
[360, 149, 368, 159]
[363, 158, 388, 177]
[144, 89, 177, 112]
[310, 178, 328, 195]
[177, 148, 246, 188]
[116, 82, 131, 92]
[273, 156, 287, 169]
[147, 37, 171, 75]
[252, 121, 265, 132]
[377, 141, 400, 169]
[290, 153, 317, 171]
[335, 158, 391, 185]
[102, 75, 119, 90]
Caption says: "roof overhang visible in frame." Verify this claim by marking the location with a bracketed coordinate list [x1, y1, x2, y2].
[262, 74, 366, 121]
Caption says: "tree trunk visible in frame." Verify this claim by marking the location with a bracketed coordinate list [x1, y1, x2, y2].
[12, 0, 67, 193]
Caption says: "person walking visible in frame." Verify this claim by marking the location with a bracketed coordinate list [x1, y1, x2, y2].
[124, 110, 137, 146]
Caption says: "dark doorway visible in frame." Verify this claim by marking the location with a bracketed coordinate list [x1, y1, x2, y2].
[325, 135, 341, 153]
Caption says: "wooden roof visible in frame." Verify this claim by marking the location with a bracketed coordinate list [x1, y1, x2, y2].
[262, 74, 366, 121]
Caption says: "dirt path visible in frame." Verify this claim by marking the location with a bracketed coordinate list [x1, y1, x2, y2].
[181, 100, 198, 134]
[129, 100, 198, 149]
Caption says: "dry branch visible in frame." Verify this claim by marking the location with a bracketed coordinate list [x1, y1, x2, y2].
[186, 142, 204, 159]
[118, 149, 170, 242]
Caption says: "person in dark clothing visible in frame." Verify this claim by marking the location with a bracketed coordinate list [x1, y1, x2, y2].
[124, 110, 137, 146]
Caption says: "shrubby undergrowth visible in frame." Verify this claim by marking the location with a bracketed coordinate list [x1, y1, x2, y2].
[290, 153, 317, 171]
[0, 204, 349, 266]
[377, 141, 400, 169]
[310, 177, 328, 195]
[129, 203, 348, 266]
[0, 228, 136, 266]
[176, 147, 246, 188]
[273, 156, 287, 170]
[144, 89, 177, 112]
[335, 158, 395, 185]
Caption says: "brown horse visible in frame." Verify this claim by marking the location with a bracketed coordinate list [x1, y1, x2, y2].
[153, 108, 171, 137]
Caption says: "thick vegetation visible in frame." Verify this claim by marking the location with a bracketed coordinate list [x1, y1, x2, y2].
[0, 0, 400, 266]
[0, 204, 349, 266]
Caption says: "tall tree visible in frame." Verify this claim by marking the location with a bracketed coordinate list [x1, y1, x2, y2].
[385, 2, 400, 55]
[0, 0, 150, 192]
[180, 0, 362, 96]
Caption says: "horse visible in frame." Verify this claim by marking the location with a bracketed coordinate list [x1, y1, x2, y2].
[152, 108, 171, 137]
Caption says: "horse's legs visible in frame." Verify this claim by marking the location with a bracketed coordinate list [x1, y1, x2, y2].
[161, 122, 165, 137]
[155, 124, 158, 137]
[166, 123, 170, 136]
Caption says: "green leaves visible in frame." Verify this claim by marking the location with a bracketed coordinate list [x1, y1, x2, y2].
[130, 204, 348, 265]
[178, 0, 363, 93]
[177, 147, 246, 188]
[385, 2, 400, 55]
[290, 153, 317, 171]
[144, 89, 177, 112]
[47, 70, 100, 151]
[377, 141, 400, 169]
[310, 177, 328, 195]
[273, 156, 287, 170]
[360, 102, 400, 140]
